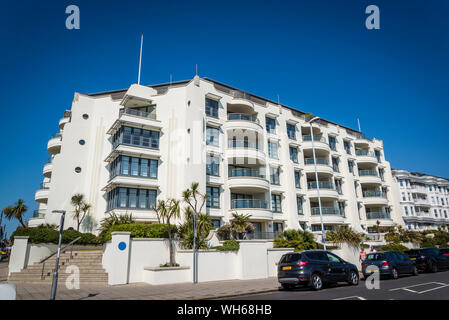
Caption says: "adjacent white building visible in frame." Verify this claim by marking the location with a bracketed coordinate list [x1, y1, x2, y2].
[29, 76, 404, 240]
[392, 169, 449, 231]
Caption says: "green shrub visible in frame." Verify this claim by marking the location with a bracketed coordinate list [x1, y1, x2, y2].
[102, 223, 175, 242]
[420, 237, 436, 248]
[380, 243, 409, 253]
[274, 229, 324, 252]
[10, 226, 99, 245]
[215, 240, 240, 252]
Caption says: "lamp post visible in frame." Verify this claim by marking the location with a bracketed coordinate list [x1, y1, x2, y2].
[50, 210, 66, 300]
[193, 213, 198, 284]
[307, 116, 326, 250]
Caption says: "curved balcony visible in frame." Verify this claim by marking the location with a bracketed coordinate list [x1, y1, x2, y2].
[230, 199, 272, 221]
[363, 191, 389, 205]
[304, 158, 334, 175]
[227, 98, 255, 112]
[310, 208, 345, 224]
[301, 136, 330, 153]
[354, 135, 371, 147]
[225, 113, 263, 134]
[47, 133, 62, 155]
[358, 170, 382, 184]
[35, 183, 50, 203]
[58, 116, 70, 130]
[355, 150, 378, 164]
[365, 211, 392, 221]
[307, 181, 339, 199]
[228, 168, 269, 191]
[226, 141, 266, 164]
[43, 159, 53, 178]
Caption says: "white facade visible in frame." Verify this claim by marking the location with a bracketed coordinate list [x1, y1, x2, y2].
[392, 169, 449, 231]
[29, 76, 404, 239]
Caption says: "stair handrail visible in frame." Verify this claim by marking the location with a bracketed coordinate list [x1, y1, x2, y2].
[39, 236, 82, 264]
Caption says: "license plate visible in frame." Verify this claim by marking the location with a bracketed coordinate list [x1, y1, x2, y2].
[410, 258, 416, 260]
[282, 266, 292, 270]
[370, 270, 378, 273]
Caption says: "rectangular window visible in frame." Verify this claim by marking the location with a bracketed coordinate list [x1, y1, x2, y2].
[206, 186, 220, 208]
[211, 219, 221, 229]
[121, 156, 130, 175]
[206, 126, 219, 146]
[287, 124, 296, 140]
[295, 171, 301, 188]
[206, 156, 219, 176]
[205, 98, 219, 118]
[348, 160, 354, 174]
[344, 141, 351, 154]
[375, 150, 381, 162]
[108, 187, 156, 210]
[297, 197, 303, 215]
[119, 188, 127, 208]
[289, 146, 298, 163]
[114, 126, 159, 149]
[271, 194, 282, 213]
[268, 141, 279, 159]
[266, 117, 276, 134]
[131, 158, 139, 176]
[328, 136, 336, 151]
[332, 157, 339, 172]
[270, 167, 280, 185]
[404, 206, 408, 215]
[140, 159, 149, 177]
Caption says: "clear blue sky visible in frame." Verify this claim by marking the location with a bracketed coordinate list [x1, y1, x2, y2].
[1, 0, 448, 236]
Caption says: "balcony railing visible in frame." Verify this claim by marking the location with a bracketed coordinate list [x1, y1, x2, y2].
[229, 168, 265, 179]
[363, 191, 387, 198]
[305, 158, 329, 165]
[356, 150, 376, 157]
[303, 135, 327, 143]
[32, 210, 46, 219]
[359, 170, 378, 177]
[231, 199, 268, 209]
[45, 157, 52, 164]
[120, 108, 156, 120]
[247, 231, 282, 240]
[307, 181, 335, 189]
[38, 183, 50, 190]
[227, 113, 259, 124]
[311, 207, 341, 215]
[366, 212, 391, 220]
[228, 140, 261, 150]
[50, 133, 62, 140]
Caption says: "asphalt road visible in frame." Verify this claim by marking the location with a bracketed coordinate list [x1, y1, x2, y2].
[228, 270, 449, 300]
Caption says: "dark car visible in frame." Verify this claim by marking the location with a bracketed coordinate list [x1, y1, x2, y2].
[440, 248, 449, 255]
[0, 249, 8, 262]
[361, 251, 418, 279]
[404, 248, 449, 272]
[277, 250, 359, 291]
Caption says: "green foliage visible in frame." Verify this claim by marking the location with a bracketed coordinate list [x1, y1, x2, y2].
[215, 240, 240, 252]
[420, 237, 436, 248]
[98, 212, 135, 241]
[326, 227, 364, 248]
[102, 223, 175, 242]
[380, 243, 409, 253]
[10, 225, 99, 245]
[178, 207, 212, 250]
[216, 224, 232, 240]
[384, 225, 423, 244]
[215, 213, 254, 241]
[274, 229, 320, 252]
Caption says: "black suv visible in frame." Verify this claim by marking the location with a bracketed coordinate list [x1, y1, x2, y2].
[277, 250, 359, 290]
[404, 248, 449, 272]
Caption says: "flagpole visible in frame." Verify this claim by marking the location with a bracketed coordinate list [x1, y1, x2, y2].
[138, 33, 143, 85]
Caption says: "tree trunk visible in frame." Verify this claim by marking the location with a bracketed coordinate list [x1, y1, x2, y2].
[168, 223, 176, 266]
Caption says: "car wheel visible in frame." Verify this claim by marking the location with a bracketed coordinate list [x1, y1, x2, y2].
[412, 266, 418, 276]
[348, 270, 359, 285]
[391, 268, 399, 279]
[311, 273, 323, 291]
[429, 262, 438, 273]
[281, 283, 294, 290]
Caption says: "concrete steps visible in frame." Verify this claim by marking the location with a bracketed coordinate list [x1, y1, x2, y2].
[8, 250, 109, 285]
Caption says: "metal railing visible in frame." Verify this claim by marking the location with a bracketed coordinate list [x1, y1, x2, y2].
[50, 133, 62, 140]
[366, 212, 391, 220]
[120, 107, 157, 120]
[311, 207, 341, 215]
[229, 168, 265, 179]
[359, 170, 378, 177]
[303, 135, 327, 143]
[39, 182, 50, 190]
[231, 199, 268, 209]
[307, 181, 335, 189]
[227, 113, 259, 124]
[356, 150, 376, 157]
[32, 210, 46, 219]
[363, 191, 387, 198]
[45, 158, 53, 164]
[228, 140, 261, 150]
[247, 231, 282, 240]
[305, 158, 329, 165]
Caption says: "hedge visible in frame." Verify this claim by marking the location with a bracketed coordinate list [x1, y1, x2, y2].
[380, 243, 409, 253]
[215, 240, 240, 252]
[101, 223, 176, 242]
[10, 226, 99, 245]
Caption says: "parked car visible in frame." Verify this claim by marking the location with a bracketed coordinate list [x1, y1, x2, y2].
[0, 250, 8, 262]
[362, 251, 418, 279]
[277, 250, 359, 291]
[439, 248, 449, 255]
[404, 248, 449, 272]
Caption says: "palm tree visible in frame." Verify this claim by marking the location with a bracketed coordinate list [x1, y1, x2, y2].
[182, 182, 207, 249]
[156, 200, 168, 224]
[160, 199, 181, 266]
[70, 193, 91, 231]
[230, 212, 253, 239]
[2, 199, 28, 228]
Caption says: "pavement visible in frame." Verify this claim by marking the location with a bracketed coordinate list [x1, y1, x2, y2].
[230, 270, 449, 300]
[0, 261, 8, 283]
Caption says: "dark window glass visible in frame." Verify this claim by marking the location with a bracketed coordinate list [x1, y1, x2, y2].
[206, 186, 220, 208]
[205, 98, 219, 118]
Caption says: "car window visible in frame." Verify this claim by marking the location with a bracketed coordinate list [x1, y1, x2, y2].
[280, 253, 301, 263]
[395, 252, 406, 261]
[422, 248, 439, 256]
[440, 249, 449, 254]
[326, 253, 341, 263]
[304, 251, 327, 261]
[366, 253, 385, 261]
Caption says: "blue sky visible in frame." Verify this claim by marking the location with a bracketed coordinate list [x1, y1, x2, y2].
[1, 0, 448, 236]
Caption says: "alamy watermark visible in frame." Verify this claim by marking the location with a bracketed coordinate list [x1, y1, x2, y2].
[66, 5, 80, 30]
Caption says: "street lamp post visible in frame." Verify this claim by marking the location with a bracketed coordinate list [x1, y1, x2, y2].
[308, 117, 327, 250]
[50, 210, 66, 300]
[193, 213, 198, 284]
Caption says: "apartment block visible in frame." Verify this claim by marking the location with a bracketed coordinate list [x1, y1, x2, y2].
[29, 76, 404, 240]
[392, 169, 449, 231]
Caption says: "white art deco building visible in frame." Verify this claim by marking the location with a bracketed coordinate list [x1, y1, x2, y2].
[392, 169, 449, 231]
[29, 76, 405, 239]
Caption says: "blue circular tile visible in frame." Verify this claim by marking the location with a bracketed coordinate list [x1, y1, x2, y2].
[118, 241, 127, 251]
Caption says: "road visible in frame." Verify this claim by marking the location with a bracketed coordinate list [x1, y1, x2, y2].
[228, 271, 449, 300]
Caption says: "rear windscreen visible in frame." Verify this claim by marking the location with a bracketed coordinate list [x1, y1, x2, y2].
[404, 250, 421, 257]
[280, 253, 302, 263]
[365, 253, 385, 261]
